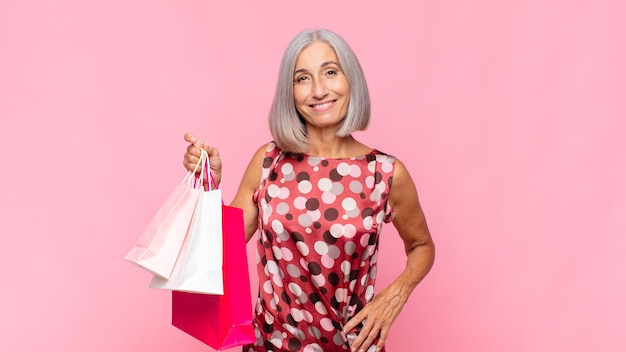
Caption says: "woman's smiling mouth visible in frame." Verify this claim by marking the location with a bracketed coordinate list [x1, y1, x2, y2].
[310, 101, 335, 110]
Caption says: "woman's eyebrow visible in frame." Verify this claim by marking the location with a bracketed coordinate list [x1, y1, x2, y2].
[320, 61, 340, 67]
[295, 61, 341, 74]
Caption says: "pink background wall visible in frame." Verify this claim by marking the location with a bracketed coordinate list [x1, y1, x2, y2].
[1, 1, 624, 351]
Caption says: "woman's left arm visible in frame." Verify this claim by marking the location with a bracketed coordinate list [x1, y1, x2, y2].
[344, 159, 435, 352]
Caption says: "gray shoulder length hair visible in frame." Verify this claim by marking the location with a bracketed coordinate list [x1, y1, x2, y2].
[268, 28, 371, 153]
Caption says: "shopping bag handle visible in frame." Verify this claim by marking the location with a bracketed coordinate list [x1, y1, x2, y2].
[190, 150, 219, 191]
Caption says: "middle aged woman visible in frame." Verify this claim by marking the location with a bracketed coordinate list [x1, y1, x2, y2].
[183, 28, 435, 352]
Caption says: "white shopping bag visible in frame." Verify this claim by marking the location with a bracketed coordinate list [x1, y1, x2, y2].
[149, 153, 224, 295]
[124, 153, 204, 279]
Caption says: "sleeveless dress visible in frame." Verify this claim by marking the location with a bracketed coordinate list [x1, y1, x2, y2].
[244, 142, 396, 352]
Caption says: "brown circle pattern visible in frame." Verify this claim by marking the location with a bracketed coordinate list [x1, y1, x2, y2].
[244, 142, 395, 352]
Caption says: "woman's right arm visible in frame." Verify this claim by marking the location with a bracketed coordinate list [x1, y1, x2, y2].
[230, 144, 267, 242]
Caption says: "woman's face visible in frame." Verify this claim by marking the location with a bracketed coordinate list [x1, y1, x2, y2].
[293, 41, 350, 131]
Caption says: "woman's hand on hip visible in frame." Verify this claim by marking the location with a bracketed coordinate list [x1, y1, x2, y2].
[343, 283, 409, 352]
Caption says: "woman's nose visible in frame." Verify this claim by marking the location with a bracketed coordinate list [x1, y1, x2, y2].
[311, 78, 328, 99]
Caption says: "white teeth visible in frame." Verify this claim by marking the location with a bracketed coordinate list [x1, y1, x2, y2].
[313, 102, 332, 109]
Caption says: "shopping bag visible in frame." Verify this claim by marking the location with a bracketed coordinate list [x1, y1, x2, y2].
[124, 152, 205, 279]
[149, 181, 224, 294]
[172, 206, 256, 350]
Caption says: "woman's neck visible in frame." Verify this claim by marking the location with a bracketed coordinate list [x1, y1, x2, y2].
[304, 134, 370, 158]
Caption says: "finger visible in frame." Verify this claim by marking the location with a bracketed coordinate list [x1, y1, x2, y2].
[184, 132, 208, 151]
[375, 326, 390, 352]
[183, 156, 200, 173]
[192, 138, 206, 151]
[354, 319, 383, 352]
[359, 323, 381, 352]
[206, 145, 220, 157]
[184, 132, 196, 144]
[350, 319, 371, 352]
[184, 151, 200, 165]
[186, 144, 204, 158]
[183, 146, 205, 172]
[343, 311, 365, 334]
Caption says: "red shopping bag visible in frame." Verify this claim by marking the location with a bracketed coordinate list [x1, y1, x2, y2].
[172, 205, 256, 350]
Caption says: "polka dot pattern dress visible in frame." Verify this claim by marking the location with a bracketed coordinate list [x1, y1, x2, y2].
[244, 142, 396, 352]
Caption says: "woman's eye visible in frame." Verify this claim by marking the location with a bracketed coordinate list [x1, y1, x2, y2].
[325, 70, 337, 76]
[295, 76, 309, 83]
